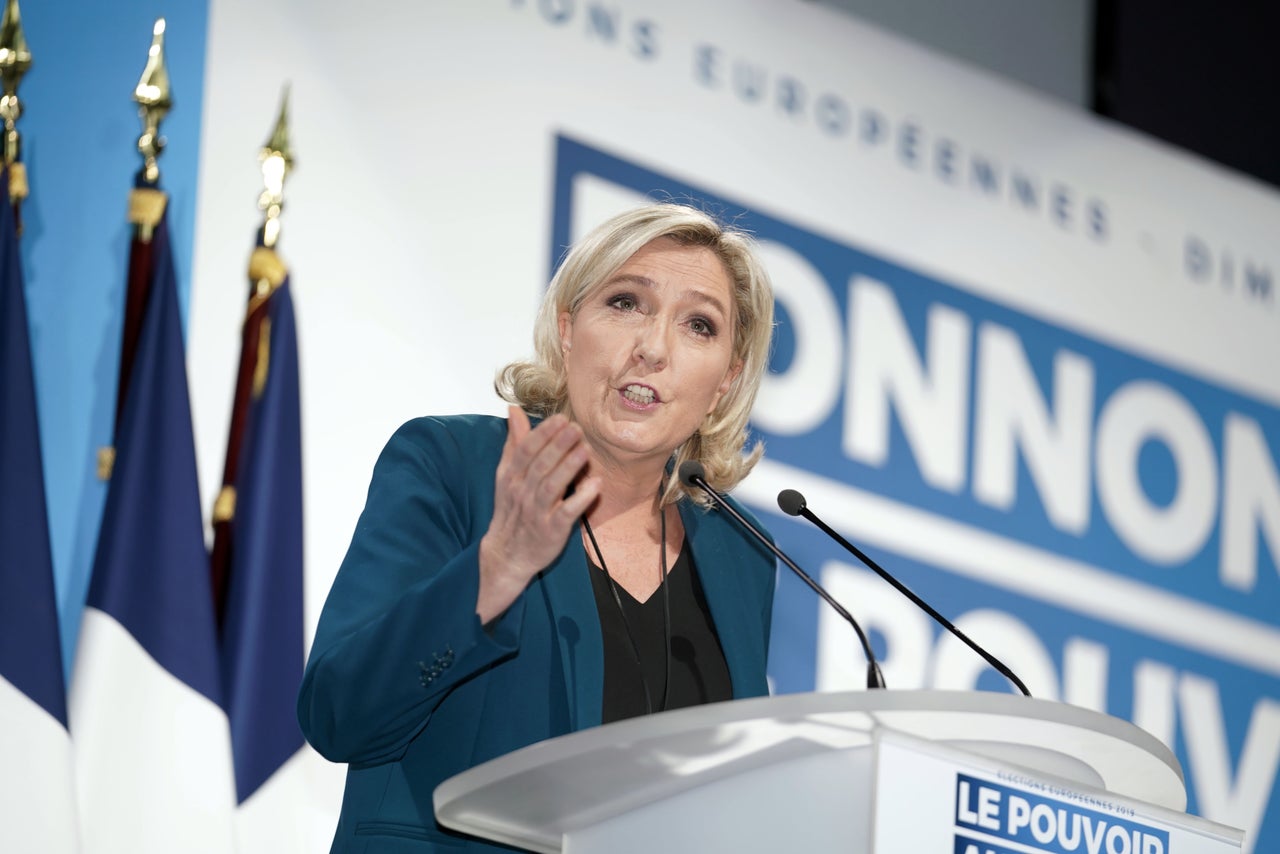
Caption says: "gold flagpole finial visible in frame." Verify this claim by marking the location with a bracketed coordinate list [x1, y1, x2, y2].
[258, 84, 293, 250]
[133, 17, 172, 186]
[0, 0, 32, 203]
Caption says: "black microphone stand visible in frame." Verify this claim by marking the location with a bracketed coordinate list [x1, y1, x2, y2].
[778, 489, 1031, 697]
[679, 462, 885, 690]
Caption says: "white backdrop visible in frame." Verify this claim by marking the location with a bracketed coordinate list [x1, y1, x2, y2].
[188, 2, 1280, 849]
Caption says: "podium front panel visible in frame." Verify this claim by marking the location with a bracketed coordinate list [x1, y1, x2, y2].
[872, 730, 1244, 854]
[563, 747, 873, 854]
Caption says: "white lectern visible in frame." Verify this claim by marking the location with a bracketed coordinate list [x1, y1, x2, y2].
[434, 691, 1244, 853]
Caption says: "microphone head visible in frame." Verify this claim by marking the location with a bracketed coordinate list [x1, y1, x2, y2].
[777, 489, 807, 516]
[677, 460, 707, 487]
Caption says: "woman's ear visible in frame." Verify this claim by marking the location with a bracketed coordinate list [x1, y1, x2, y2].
[558, 311, 572, 352]
[719, 359, 744, 395]
[708, 359, 744, 414]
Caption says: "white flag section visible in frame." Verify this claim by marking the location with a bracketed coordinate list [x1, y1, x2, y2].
[70, 609, 235, 853]
[0, 678, 79, 853]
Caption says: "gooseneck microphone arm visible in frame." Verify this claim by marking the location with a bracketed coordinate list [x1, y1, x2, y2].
[776, 488, 1031, 697]
[678, 462, 886, 690]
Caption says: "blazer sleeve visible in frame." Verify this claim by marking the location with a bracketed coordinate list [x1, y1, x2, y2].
[297, 418, 522, 766]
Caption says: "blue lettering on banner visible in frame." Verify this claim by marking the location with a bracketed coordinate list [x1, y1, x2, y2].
[549, 134, 1280, 851]
[685, 40, 1112, 245]
[955, 775, 1169, 854]
[1185, 234, 1275, 306]
[508, 0, 661, 60]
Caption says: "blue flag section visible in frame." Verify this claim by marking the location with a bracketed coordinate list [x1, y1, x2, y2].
[221, 276, 305, 803]
[550, 134, 1280, 849]
[85, 207, 221, 705]
[0, 168, 66, 724]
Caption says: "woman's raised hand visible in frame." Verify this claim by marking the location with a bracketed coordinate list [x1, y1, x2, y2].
[476, 406, 601, 624]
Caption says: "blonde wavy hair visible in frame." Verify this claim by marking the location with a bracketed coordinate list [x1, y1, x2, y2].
[496, 203, 775, 506]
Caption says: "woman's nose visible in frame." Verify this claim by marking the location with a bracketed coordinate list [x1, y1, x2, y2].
[632, 322, 668, 369]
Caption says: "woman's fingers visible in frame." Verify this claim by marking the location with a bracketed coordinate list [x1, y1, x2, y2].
[503, 411, 573, 483]
[493, 409, 593, 551]
[478, 409, 603, 622]
[478, 410, 595, 622]
[504, 404, 531, 448]
[503, 412, 583, 505]
[526, 421, 583, 488]
[558, 475, 601, 524]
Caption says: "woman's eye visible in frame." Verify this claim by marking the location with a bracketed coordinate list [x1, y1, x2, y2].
[608, 294, 637, 311]
[689, 317, 717, 337]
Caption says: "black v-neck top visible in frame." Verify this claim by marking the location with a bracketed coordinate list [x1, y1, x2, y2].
[587, 539, 733, 723]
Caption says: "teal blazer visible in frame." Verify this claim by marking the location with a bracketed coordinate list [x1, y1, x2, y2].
[298, 415, 777, 852]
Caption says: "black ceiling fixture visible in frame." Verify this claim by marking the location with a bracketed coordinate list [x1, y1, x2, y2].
[1093, 0, 1280, 189]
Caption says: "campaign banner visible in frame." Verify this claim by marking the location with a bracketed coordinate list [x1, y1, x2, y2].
[554, 131, 1278, 852]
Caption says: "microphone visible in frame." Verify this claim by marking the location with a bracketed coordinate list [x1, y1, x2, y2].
[777, 488, 1031, 697]
[678, 461, 886, 690]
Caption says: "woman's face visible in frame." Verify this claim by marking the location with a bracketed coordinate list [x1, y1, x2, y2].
[558, 236, 742, 472]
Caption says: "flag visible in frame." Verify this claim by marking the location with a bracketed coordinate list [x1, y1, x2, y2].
[0, 165, 80, 852]
[69, 183, 235, 853]
[210, 242, 307, 850]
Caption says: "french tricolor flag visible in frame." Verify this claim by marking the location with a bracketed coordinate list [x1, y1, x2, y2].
[0, 165, 80, 854]
[68, 188, 235, 853]
[211, 241, 308, 852]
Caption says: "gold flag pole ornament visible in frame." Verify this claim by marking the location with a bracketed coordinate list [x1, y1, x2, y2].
[98, 18, 175, 481]
[211, 89, 294, 529]
[257, 86, 293, 252]
[248, 87, 293, 397]
[0, 0, 32, 206]
[129, 17, 171, 242]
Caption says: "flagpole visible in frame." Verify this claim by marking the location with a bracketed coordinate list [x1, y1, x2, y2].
[99, 17, 172, 481]
[211, 87, 294, 617]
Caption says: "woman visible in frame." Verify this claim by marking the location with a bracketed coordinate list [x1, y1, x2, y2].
[298, 203, 777, 852]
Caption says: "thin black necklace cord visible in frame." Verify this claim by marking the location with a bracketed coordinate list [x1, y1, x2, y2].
[581, 503, 671, 715]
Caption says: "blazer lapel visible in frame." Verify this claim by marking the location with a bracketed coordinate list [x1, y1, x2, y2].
[536, 539, 603, 731]
[681, 500, 760, 698]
